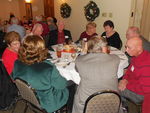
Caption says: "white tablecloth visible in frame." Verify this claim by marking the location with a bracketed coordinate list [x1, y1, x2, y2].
[49, 47, 128, 85]
[109, 47, 129, 78]
[49, 51, 80, 84]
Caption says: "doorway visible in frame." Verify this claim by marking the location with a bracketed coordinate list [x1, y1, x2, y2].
[43, 0, 54, 18]
[140, 0, 150, 41]
[129, 0, 144, 28]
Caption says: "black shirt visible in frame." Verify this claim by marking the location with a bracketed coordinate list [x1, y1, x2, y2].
[101, 32, 122, 50]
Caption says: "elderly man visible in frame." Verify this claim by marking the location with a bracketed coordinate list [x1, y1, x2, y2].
[119, 37, 150, 113]
[34, 15, 49, 37]
[46, 17, 57, 31]
[48, 20, 72, 46]
[7, 17, 25, 39]
[126, 26, 150, 52]
[30, 23, 43, 36]
[72, 36, 120, 113]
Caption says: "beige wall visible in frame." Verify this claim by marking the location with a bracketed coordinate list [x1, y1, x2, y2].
[32, 0, 44, 18]
[0, 0, 20, 20]
[0, 0, 44, 21]
[54, 0, 132, 50]
[18, 0, 26, 19]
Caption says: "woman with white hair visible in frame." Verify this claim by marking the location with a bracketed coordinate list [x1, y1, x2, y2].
[31, 23, 43, 36]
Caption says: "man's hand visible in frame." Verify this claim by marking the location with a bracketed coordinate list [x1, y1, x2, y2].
[118, 79, 128, 91]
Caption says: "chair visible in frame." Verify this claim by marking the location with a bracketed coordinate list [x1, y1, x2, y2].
[126, 98, 142, 113]
[15, 78, 48, 113]
[0, 61, 18, 112]
[15, 78, 67, 113]
[83, 90, 121, 113]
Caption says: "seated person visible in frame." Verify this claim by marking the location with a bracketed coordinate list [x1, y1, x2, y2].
[77, 22, 97, 43]
[29, 23, 43, 36]
[12, 35, 69, 113]
[34, 15, 49, 37]
[125, 26, 150, 63]
[118, 37, 150, 113]
[46, 17, 57, 31]
[72, 36, 120, 113]
[7, 17, 26, 40]
[101, 20, 122, 50]
[48, 20, 72, 46]
[2, 31, 21, 75]
[126, 26, 150, 52]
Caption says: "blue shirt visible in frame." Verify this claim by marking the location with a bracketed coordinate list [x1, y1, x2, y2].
[7, 24, 25, 39]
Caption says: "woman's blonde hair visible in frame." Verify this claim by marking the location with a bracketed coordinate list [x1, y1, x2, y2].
[86, 22, 97, 30]
[87, 36, 107, 53]
[18, 35, 48, 65]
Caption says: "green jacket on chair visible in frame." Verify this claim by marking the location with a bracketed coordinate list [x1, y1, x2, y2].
[12, 60, 69, 113]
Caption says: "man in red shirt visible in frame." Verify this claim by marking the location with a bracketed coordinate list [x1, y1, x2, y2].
[48, 21, 72, 46]
[119, 37, 150, 113]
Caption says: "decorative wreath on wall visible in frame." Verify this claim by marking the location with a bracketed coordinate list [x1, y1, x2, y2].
[84, 1, 100, 21]
[60, 3, 71, 18]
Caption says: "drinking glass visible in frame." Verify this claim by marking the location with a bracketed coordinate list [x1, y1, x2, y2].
[71, 53, 76, 60]
[56, 45, 63, 58]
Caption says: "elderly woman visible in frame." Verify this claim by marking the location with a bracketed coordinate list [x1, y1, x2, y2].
[12, 35, 69, 113]
[72, 36, 120, 113]
[77, 22, 97, 43]
[30, 23, 43, 36]
[101, 20, 122, 50]
[2, 31, 21, 75]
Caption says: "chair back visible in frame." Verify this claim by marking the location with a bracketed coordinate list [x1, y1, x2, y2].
[15, 79, 41, 109]
[83, 90, 121, 113]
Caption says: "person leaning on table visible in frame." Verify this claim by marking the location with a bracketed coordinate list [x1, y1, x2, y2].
[12, 35, 69, 113]
[72, 36, 120, 113]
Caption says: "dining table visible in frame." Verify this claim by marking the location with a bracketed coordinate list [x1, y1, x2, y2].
[48, 45, 129, 85]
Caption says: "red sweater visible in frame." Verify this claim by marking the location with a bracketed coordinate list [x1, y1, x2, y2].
[80, 31, 97, 41]
[123, 51, 150, 113]
[2, 48, 18, 75]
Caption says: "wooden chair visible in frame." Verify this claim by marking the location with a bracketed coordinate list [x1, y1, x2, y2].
[83, 90, 121, 113]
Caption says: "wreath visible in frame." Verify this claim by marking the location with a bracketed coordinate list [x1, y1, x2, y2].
[84, 1, 100, 21]
[60, 3, 71, 18]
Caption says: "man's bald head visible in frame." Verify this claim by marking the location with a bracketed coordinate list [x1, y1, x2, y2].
[126, 37, 143, 57]
[126, 26, 140, 40]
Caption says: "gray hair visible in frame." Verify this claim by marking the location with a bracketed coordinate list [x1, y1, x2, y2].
[87, 36, 107, 53]
[32, 23, 43, 32]
[128, 26, 140, 35]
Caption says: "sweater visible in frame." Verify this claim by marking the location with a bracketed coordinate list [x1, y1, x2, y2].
[123, 50, 150, 113]
[2, 48, 18, 75]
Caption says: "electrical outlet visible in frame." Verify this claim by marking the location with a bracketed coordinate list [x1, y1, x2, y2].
[102, 12, 107, 17]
